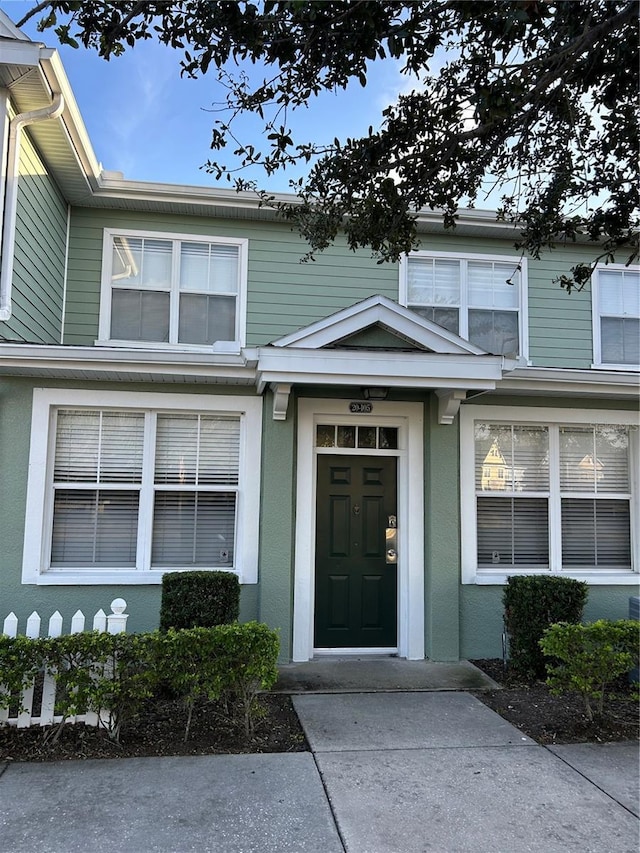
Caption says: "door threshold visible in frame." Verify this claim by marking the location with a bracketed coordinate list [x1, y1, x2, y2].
[313, 647, 398, 657]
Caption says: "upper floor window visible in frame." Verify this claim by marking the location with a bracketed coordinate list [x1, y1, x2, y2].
[592, 266, 640, 368]
[99, 229, 248, 350]
[400, 252, 526, 357]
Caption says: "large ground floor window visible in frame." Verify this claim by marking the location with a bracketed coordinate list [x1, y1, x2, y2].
[460, 406, 638, 584]
[22, 389, 262, 585]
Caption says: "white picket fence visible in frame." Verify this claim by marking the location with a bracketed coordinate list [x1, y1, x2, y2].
[0, 598, 129, 729]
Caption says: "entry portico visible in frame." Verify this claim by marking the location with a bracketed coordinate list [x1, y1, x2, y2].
[255, 296, 515, 662]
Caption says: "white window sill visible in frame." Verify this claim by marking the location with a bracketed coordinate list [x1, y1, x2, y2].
[94, 339, 242, 355]
[467, 571, 640, 586]
[27, 569, 243, 586]
[590, 363, 639, 372]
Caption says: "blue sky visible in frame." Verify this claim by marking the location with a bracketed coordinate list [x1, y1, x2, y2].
[2, 1, 414, 192]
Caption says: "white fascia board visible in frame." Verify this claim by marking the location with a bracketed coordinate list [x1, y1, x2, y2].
[0, 39, 43, 66]
[497, 366, 640, 399]
[256, 347, 504, 391]
[40, 51, 102, 183]
[271, 294, 486, 354]
[93, 176, 297, 212]
[0, 343, 258, 382]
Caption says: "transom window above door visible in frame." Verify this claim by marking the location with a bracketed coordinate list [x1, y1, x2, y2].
[399, 251, 526, 357]
[99, 229, 248, 350]
[316, 424, 398, 450]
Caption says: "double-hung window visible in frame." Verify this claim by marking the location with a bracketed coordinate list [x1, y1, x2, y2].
[400, 252, 526, 357]
[592, 265, 640, 368]
[22, 390, 262, 585]
[99, 229, 248, 349]
[461, 406, 638, 584]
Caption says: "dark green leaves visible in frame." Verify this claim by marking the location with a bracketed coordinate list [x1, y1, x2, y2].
[18, 0, 640, 286]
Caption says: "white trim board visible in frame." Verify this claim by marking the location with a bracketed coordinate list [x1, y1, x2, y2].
[292, 398, 425, 662]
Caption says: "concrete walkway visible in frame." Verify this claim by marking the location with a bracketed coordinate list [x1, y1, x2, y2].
[0, 690, 638, 852]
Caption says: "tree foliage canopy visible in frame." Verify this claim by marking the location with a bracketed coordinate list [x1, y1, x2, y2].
[20, 0, 639, 289]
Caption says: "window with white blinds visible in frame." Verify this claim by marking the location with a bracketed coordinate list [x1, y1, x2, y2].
[49, 409, 241, 572]
[404, 253, 523, 356]
[475, 424, 550, 569]
[103, 230, 246, 348]
[559, 426, 632, 569]
[592, 267, 640, 367]
[22, 390, 262, 585]
[51, 411, 144, 568]
[471, 420, 634, 574]
[152, 414, 240, 568]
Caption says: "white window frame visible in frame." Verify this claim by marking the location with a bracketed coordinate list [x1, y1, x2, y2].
[22, 389, 262, 585]
[591, 263, 640, 370]
[399, 250, 529, 362]
[460, 405, 639, 585]
[97, 228, 248, 352]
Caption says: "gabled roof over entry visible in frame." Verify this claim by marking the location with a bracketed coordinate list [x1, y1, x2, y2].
[259, 296, 516, 422]
[271, 295, 487, 355]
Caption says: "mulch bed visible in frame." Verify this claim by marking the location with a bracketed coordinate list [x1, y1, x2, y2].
[471, 658, 639, 745]
[0, 693, 308, 763]
[2, 660, 638, 762]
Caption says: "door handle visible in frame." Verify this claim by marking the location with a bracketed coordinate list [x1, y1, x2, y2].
[385, 524, 397, 564]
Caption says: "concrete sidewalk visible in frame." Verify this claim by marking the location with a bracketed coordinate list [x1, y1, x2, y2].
[293, 692, 639, 853]
[1, 692, 638, 853]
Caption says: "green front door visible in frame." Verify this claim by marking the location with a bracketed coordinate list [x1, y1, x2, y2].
[314, 455, 398, 649]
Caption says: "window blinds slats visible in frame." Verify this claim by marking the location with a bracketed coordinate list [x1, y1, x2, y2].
[178, 294, 236, 345]
[601, 317, 640, 365]
[407, 258, 459, 305]
[111, 237, 172, 289]
[50, 408, 243, 572]
[599, 270, 640, 315]
[468, 262, 519, 308]
[51, 490, 139, 568]
[154, 414, 240, 485]
[561, 499, 631, 568]
[475, 424, 548, 492]
[559, 426, 629, 493]
[151, 491, 236, 566]
[54, 411, 144, 483]
[180, 242, 239, 294]
[111, 290, 170, 342]
[477, 497, 549, 567]
[474, 421, 633, 574]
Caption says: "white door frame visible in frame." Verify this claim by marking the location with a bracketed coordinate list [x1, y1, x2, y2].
[292, 398, 425, 661]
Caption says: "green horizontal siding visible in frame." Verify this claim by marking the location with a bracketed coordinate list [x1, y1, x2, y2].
[527, 243, 594, 368]
[64, 208, 399, 346]
[1, 125, 67, 344]
[65, 208, 602, 364]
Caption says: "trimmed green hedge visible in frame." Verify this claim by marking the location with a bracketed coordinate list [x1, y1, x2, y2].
[159, 570, 240, 630]
[0, 621, 279, 743]
[503, 575, 588, 679]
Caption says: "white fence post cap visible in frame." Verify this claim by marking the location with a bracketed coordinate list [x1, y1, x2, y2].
[110, 598, 127, 614]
